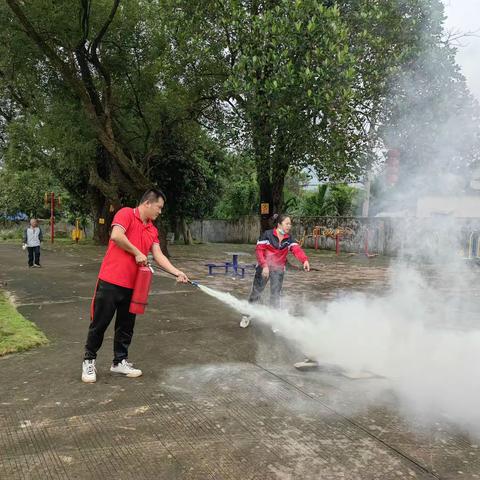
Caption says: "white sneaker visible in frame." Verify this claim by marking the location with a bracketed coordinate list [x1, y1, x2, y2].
[82, 359, 97, 383]
[110, 359, 142, 378]
[240, 316, 251, 328]
[294, 359, 319, 371]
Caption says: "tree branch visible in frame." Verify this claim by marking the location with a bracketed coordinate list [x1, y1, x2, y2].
[5, 0, 92, 109]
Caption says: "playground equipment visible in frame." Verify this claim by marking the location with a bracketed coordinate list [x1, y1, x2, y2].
[44, 192, 61, 243]
[300, 225, 354, 255]
[320, 227, 354, 255]
[205, 252, 255, 278]
[313, 226, 321, 250]
[465, 231, 480, 260]
[300, 225, 324, 250]
[363, 227, 379, 258]
[71, 219, 84, 243]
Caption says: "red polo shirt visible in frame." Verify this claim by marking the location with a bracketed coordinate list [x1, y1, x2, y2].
[98, 207, 159, 288]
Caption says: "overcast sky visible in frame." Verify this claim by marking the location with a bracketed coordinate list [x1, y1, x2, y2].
[443, 0, 480, 100]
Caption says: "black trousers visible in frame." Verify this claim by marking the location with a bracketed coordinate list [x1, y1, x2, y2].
[248, 266, 285, 308]
[84, 279, 136, 364]
[27, 246, 40, 267]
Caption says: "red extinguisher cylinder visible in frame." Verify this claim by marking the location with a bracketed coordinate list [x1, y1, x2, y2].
[129, 265, 154, 314]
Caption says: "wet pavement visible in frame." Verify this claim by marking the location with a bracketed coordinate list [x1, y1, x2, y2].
[0, 243, 479, 479]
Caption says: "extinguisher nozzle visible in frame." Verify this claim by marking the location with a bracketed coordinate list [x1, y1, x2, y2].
[190, 280, 199, 287]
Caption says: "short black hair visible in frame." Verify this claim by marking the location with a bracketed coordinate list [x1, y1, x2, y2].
[139, 188, 167, 204]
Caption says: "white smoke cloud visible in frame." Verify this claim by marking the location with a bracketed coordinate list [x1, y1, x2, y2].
[198, 262, 480, 437]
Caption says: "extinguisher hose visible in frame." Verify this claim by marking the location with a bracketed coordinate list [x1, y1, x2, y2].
[152, 265, 199, 287]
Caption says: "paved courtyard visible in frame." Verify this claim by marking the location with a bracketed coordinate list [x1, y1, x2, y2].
[0, 242, 479, 479]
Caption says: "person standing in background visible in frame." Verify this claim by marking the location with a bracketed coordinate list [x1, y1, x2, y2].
[23, 218, 43, 268]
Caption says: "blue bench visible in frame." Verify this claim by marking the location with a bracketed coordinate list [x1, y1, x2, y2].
[205, 262, 257, 278]
[205, 263, 230, 276]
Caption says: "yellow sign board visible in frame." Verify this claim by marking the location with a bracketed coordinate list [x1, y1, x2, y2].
[99, 218, 105, 224]
[260, 203, 270, 215]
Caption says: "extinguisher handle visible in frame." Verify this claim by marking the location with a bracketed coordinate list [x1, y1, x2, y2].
[145, 263, 154, 273]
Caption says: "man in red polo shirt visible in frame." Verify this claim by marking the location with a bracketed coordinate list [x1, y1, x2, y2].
[82, 189, 189, 383]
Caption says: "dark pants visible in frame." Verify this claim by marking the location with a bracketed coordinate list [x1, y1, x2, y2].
[27, 246, 41, 267]
[248, 266, 285, 308]
[84, 280, 136, 365]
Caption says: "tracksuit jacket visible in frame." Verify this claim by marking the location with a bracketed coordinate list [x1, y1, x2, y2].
[255, 228, 308, 270]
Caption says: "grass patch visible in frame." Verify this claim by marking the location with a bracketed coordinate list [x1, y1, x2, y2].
[0, 290, 48, 356]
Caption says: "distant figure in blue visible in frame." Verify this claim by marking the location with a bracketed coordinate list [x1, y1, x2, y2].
[23, 218, 43, 268]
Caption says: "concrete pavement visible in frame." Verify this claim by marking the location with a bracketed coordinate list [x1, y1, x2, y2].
[0, 243, 478, 479]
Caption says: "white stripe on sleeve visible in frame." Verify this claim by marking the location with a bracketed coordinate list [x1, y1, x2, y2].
[111, 223, 127, 232]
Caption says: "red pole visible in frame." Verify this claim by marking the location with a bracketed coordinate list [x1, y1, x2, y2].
[335, 233, 340, 255]
[50, 192, 55, 244]
[364, 228, 369, 257]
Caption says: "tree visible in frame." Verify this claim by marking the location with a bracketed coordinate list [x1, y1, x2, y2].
[176, 0, 435, 231]
[1, 1, 225, 245]
[214, 0, 359, 230]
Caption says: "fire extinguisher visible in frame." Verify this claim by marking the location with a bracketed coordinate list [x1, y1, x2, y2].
[129, 264, 154, 314]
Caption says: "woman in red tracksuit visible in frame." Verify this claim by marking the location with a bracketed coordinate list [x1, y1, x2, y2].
[248, 214, 310, 308]
[242, 214, 318, 370]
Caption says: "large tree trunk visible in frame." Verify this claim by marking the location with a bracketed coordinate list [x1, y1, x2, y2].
[181, 218, 193, 245]
[255, 146, 289, 233]
[271, 180, 284, 217]
[90, 190, 116, 245]
[258, 176, 273, 233]
[88, 147, 122, 245]
[172, 218, 183, 244]
[253, 115, 274, 233]
[154, 218, 170, 257]
[271, 146, 289, 218]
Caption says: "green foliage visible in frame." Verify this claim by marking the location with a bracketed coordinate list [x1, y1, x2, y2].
[287, 184, 362, 217]
[0, 227, 24, 241]
[294, 185, 334, 217]
[0, 167, 55, 217]
[174, 0, 446, 223]
[213, 179, 258, 220]
[212, 154, 258, 220]
[0, 0, 227, 240]
[150, 124, 226, 221]
[329, 184, 362, 216]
